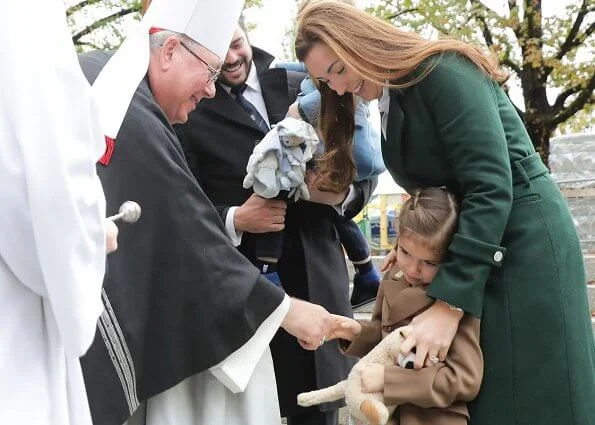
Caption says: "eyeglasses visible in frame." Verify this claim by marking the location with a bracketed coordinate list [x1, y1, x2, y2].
[179, 40, 221, 83]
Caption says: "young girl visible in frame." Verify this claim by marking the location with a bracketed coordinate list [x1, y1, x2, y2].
[331, 187, 483, 425]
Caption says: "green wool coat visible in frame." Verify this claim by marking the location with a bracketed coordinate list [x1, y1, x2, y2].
[382, 53, 595, 425]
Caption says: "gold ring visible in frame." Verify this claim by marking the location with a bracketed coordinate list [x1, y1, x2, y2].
[429, 355, 439, 364]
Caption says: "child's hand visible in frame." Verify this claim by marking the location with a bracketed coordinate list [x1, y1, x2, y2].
[380, 248, 398, 272]
[326, 314, 362, 341]
[361, 364, 384, 393]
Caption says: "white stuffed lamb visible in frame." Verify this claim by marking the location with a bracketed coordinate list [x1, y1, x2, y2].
[298, 327, 407, 425]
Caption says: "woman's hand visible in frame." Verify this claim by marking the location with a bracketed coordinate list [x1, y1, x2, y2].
[380, 248, 398, 272]
[326, 314, 362, 341]
[361, 364, 384, 393]
[399, 301, 463, 369]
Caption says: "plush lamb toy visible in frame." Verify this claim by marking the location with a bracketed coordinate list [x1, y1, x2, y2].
[242, 117, 320, 201]
[297, 327, 410, 425]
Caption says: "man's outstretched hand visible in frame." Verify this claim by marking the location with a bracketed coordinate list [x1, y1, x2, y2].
[281, 298, 332, 350]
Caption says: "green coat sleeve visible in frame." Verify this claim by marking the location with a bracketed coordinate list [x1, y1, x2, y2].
[417, 55, 511, 317]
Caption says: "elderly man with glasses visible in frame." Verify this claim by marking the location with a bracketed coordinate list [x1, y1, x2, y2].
[75, 1, 350, 425]
[179, 40, 221, 83]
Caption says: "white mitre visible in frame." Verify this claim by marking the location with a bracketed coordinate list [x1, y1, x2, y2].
[92, 0, 244, 139]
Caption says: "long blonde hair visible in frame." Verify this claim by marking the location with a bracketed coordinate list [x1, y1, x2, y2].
[295, 0, 507, 88]
[295, 1, 508, 158]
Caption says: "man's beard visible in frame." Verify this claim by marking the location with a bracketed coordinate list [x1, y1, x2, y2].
[218, 58, 252, 88]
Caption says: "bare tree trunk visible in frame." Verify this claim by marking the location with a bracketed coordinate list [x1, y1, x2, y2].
[524, 116, 556, 167]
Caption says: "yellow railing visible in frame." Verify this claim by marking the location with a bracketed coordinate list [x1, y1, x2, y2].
[354, 193, 409, 253]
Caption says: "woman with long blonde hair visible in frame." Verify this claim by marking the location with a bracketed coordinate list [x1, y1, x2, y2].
[295, 1, 595, 425]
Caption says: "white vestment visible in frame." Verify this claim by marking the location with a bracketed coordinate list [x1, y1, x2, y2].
[124, 297, 290, 425]
[0, 1, 107, 424]
[139, 350, 281, 425]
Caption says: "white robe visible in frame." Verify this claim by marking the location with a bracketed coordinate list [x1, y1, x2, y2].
[138, 349, 281, 425]
[0, 1, 107, 424]
[124, 298, 290, 425]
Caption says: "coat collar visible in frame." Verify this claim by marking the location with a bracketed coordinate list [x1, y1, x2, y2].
[385, 90, 404, 143]
[381, 269, 433, 327]
[381, 89, 404, 167]
[381, 89, 420, 191]
[252, 46, 293, 125]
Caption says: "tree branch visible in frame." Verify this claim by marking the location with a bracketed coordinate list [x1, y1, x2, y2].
[477, 14, 494, 46]
[72, 8, 136, 44]
[507, 0, 522, 33]
[552, 72, 595, 124]
[76, 40, 103, 51]
[552, 85, 581, 113]
[387, 8, 418, 20]
[469, 0, 496, 47]
[66, 0, 103, 16]
[524, 0, 543, 40]
[555, 0, 593, 60]
[502, 57, 522, 75]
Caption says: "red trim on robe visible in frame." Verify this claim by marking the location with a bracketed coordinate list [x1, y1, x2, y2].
[97, 27, 156, 167]
[98, 136, 115, 166]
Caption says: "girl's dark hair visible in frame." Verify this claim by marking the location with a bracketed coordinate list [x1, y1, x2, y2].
[397, 187, 459, 254]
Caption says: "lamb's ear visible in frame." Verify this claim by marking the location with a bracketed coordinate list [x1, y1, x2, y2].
[398, 325, 413, 339]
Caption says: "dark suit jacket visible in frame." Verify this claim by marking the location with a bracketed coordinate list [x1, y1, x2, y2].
[177, 46, 304, 263]
[175, 47, 376, 415]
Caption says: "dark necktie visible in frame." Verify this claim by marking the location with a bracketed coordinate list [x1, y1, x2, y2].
[231, 84, 270, 134]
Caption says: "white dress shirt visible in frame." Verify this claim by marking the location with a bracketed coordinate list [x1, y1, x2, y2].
[378, 85, 391, 140]
[221, 64, 271, 245]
